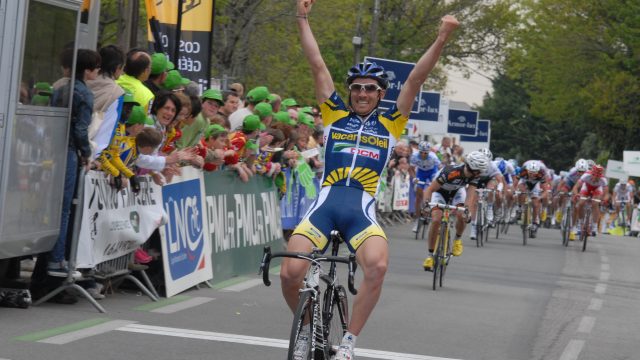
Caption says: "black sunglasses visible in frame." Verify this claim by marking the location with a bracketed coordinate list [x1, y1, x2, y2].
[349, 83, 383, 93]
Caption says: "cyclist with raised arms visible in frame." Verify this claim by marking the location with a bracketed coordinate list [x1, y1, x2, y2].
[411, 141, 441, 232]
[281, 1, 459, 359]
[422, 151, 490, 270]
[571, 164, 609, 237]
[514, 160, 551, 238]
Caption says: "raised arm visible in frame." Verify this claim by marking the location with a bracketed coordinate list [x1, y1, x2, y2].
[396, 15, 459, 117]
[297, 0, 335, 105]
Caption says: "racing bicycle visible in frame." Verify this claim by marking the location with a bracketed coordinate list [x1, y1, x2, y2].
[426, 202, 467, 291]
[578, 196, 601, 252]
[260, 231, 358, 360]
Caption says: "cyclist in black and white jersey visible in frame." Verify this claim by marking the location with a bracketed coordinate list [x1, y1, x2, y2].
[421, 151, 490, 270]
[467, 148, 507, 240]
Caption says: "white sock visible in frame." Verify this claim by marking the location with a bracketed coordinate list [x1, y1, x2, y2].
[341, 331, 357, 348]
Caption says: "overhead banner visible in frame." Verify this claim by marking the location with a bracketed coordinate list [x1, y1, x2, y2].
[77, 171, 166, 268]
[447, 109, 478, 136]
[606, 160, 627, 180]
[623, 151, 640, 177]
[159, 167, 213, 297]
[147, 0, 214, 92]
[460, 119, 490, 143]
[364, 56, 421, 114]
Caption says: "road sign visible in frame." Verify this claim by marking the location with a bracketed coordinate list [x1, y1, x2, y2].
[447, 109, 478, 136]
[460, 119, 490, 142]
[364, 56, 421, 114]
[623, 151, 640, 177]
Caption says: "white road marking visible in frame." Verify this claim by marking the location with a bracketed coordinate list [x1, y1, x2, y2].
[599, 272, 610, 281]
[600, 255, 609, 263]
[559, 339, 585, 360]
[38, 320, 136, 345]
[220, 278, 263, 292]
[588, 298, 603, 311]
[595, 283, 607, 294]
[577, 316, 596, 333]
[117, 324, 465, 360]
[151, 297, 214, 314]
[601, 263, 610, 271]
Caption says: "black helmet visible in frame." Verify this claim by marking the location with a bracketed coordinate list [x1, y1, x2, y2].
[346, 61, 389, 89]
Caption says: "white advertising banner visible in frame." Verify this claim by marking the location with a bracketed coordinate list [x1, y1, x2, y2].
[606, 160, 627, 180]
[623, 151, 640, 177]
[77, 171, 166, 268]
[159, 167, 213, 297]
[392, 173, 411, 210]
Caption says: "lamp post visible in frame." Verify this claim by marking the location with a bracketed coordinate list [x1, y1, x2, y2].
[352, 36, 363, 64]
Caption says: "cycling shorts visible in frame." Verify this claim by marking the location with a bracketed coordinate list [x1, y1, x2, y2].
[292, 186, 386, 253]
[431, 187, 466, 207]
[520, 181, 543, 198]
[579, 183, 603, 197]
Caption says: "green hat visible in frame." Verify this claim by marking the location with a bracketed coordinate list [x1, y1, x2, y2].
[167, 60, 175, 71]
[31, 94, 51, 106]
[267, 94, 279, 103]
[126, 105, 154, 126]
[300, 106, 314, 115]
[243, 114, 266, 131]
[244, 138, 259, 151]
[34, 82, 53, 95]
[246, 86, 270, 104]
[281, 98, 298, 108]
[298, 112, 314, 127]
[202, 88, 224, 104]
[121, 88, 140, 105]
[253, 102, 273, 119]
[163, 69, 190, 90]
[273, 111, 297, 126]
[150, 53, 170, 75]
[205, 124, 227, 138]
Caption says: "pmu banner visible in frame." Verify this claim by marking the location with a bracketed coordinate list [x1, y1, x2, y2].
[447, 109, 479, 136]
[363, 56, 421, 114]
[159, 167, 213, 297]
[77, 171, 166, 268]
[147, 0, 214, 92]
[460, 119, 490, 142]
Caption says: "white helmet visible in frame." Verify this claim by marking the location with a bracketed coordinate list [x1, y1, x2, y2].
[525, 161, 541, 174]
[465, 151, 490, 173]
[418, 141, 431, 152]
[575, 159, 589, 172]
[479, 148, 493, 161]
[586, 159, 596, 170]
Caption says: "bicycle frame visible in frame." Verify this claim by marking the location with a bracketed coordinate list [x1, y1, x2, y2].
[260, 232, 358, 359]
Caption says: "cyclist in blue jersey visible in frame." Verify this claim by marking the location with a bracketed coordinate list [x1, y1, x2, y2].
[281, 1, 459, 359]
[411, 141, 441, 232]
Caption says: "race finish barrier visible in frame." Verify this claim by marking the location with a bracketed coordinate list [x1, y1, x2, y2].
[203, 170, 284, 284]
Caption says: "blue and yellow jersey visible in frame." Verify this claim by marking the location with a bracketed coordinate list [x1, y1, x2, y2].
[97, 123, 137, 178]
[319, 91, 408, 197]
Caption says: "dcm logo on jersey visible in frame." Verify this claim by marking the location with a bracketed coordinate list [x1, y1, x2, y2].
[330, 132, 388, 160]
[161, 178, 206, 281]
[333, 143, 381, 160]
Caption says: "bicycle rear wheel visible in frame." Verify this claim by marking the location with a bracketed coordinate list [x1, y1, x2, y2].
[323, 285, 348, 358]
[288, 291, 316, 360]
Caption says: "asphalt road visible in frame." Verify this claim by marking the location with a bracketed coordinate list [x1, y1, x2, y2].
[1, 221, 639, 360]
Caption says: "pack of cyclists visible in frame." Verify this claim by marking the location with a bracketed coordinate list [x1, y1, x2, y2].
[410, 146, 636, 257]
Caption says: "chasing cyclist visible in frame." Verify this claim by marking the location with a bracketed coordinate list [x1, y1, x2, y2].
[606, 179, 634, 234]
[514, 160, 551, 238]
[411, 141, 441, 232]
[422, 151, 490, 270]
[467, 148, 507, 240]
[281, 1, 459, 359]
[571, 164, 609, 237]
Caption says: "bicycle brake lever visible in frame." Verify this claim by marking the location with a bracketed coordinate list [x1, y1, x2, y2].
[260, 246, 272, 286]
[348, 254, 358, 295]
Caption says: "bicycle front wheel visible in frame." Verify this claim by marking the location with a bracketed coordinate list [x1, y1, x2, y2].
[288, 291, 316, 360]
[324, 285, 349, 358]
[522, 204, 529, 246]
[582, 212, 590, 252]
[561, 207, 570, 247]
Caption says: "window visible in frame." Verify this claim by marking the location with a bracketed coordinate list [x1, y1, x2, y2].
[19, 1, 78, 108]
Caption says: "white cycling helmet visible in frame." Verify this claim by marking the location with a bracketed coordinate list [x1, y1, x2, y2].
[525, 161, 541, 174]
[465, 151, 490, 173]
[418, 141, 431, 152]
[575, 159, 589, 172]
[586, 159, 596, 170]
[479, 148, 493, 161]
